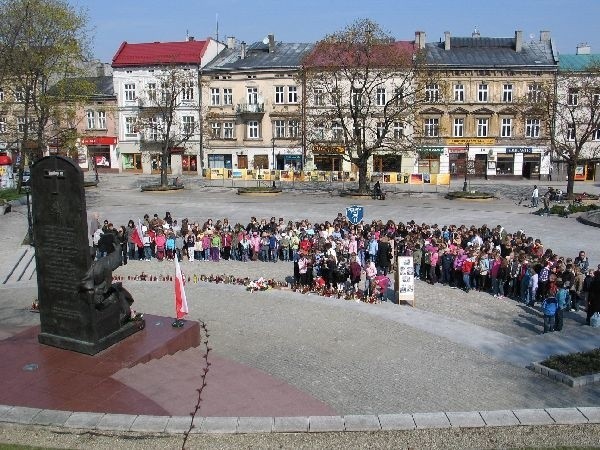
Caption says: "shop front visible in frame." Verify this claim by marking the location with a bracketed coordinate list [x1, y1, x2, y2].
[311, 144, 344, 172]
[416, 147, 443, 174]
[80, 136, 118, 171]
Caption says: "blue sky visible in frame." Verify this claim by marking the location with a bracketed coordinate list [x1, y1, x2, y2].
[74, 0, 599, 62]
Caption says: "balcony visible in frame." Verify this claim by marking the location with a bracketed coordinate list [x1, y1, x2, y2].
[236, 103, 265, 116]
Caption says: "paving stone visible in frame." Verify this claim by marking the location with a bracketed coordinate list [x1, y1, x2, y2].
[130, 415, 169, 432]
[0, 406, 13, 421]
[237, 416, 273, 433]
[378, 413, 415, 430]
[412, 412, 450, 429]
[513, 409, 555, 425]
[2, 406, 41, 424]
[480, 410, 520, 427]
[32, 409, 72, 426]
[273, 416, 309, 433]
[578, 407, 600, 423]
[165, 416, 195, 434]
[199, 417, 238, 434]
[546, 408, 589, 425]
[446, 411, 486, 428]
[64, 412, 105, 429]
[309, 415, 345, 432]
[343, 414, 381, 431]
[96, 413, 137, 431]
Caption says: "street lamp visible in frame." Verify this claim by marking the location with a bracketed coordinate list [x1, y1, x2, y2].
[462, 143, 469, 192]
[25, 186, 34, 246]
[271, 136, 275, 170]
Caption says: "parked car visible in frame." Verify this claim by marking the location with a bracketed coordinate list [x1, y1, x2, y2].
[21, 169, 31, 186]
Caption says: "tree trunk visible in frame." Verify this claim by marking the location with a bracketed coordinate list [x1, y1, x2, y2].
[357, 160, 369, 193]
[160, 144, 169, 187]
[566, 161, 576, 198]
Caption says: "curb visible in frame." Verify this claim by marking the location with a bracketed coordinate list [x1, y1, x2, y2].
[0, 406, 598, 434]
[529, 362, 600, 387]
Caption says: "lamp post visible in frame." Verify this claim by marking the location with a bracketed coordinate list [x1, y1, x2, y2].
[271, 136, 275, 170]
[462, 143, 469, 192]
[25, 186, 33, 246]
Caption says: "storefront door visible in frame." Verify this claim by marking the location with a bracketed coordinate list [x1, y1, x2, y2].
[474, 154, 487, 177]
[522, 154, 540, 179]
[237, 155, 248, 169]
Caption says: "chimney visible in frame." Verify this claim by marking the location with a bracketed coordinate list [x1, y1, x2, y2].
[96, 63, 105, 77]
[576, 43, 591, 54]
[227, 36, 236, 49]
[540, 30, 550, 41]
[188, 36, 195, 42]
[444, 31, 451, 50]
[268, 34, 275, 53]
[240, 41, 246, 59]
[415, 31, 426, 50]
[515, 30, 523, 52]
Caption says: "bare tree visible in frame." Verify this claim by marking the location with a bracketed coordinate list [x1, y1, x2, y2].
[137, 66, 200, 187]
[545, 63, 600, 196]
[0, 0, 90, 191]
[300, 19, 434, 193]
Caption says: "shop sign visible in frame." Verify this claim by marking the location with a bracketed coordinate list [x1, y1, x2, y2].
[81, 136, 117, 146]
[448, 147, 467, 154]
[445, 138, 495, 146]
[506, 147, 533, 153]
[417, 147, 444, 153]
[312, 144, 345, 155]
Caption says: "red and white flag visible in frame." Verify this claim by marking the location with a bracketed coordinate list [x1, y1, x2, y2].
[174, 257, 189, 320]
[131, 218, 144, 248]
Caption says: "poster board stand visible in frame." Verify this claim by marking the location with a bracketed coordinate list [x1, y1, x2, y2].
[395, 256, 415, 307]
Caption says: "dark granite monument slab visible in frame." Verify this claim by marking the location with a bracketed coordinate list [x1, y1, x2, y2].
[31, 156, 144, 355]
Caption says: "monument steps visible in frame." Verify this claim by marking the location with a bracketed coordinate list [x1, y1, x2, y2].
[1, 247, 35, 284]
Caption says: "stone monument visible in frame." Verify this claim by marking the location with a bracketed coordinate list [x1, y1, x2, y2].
[31, 155, 144, 355]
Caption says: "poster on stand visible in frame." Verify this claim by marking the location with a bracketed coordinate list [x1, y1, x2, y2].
[395, 256, 415, 306]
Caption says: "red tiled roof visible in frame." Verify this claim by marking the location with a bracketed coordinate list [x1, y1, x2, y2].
[112, 39, 211, 67]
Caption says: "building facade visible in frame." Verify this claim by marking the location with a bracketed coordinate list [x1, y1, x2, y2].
[418, 30, 557, 180]
[112, 38, 221, 174]
[201, 35, 313, 177]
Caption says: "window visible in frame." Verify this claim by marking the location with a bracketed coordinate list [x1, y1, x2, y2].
[394, 87, 404, 105]
[351, 88, 362, 107]
[528, 83, 542, 103]
[501, 118, 512, 137]
[223, 121, 234, 139]
[376, 87, 386, 106]
[160, 82, 169, 103]
[125, 117, 137, 136]
[147, 83, 156, 102]
[15, 89, 25, 102]
[210, 88, 220, 106]
[332, 121, 343, 140]
[0, 116, 6, 133]
[477, 118, 488, 137]
[593, 90, 600, 107]
[182, 116, 195, 135]
[593, 128, 600, 141]
[0, 88, 4, 102]
[393, 122, 404, 139]
[223, 88, 233, 105]
[453, 83, 464, 102]
[425, 84, 440, 102]
[376, 122, 385, 139]
[424, 118, 439, 137]
[288, 120, 299, 138]
[247, 120, 260, 138]
[477, 83, 488, 102]
[315, 122, 325, 139]
[525, 118, 541, 138]
[18, 117, 26, 132]
[275, 86, 285, 104]
[97, 111, 106, 129]
[567, 123, 576, 141]
[274, 119, 286, 138]
[182, 82, 194, 101]
[86, 110, 95, 129]
[210, 122, 221, 138]
[314, 88, 325, 106]
[148, 117, 160, 141]
[567, 88, 579, 106]
[502, 84, 513, 102]
[288, 86, 298, 103]
[124, 83, 136, 101]
[453, 118, 464, 137]
[247, 87, 258, 105]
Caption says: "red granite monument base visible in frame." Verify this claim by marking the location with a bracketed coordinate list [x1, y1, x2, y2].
[0, 315, 200, 415]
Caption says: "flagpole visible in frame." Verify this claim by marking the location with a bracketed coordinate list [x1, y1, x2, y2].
[173, 256, 189, 327]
